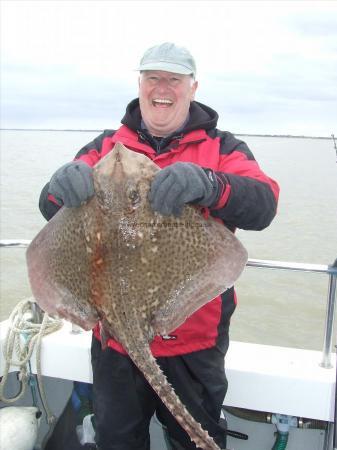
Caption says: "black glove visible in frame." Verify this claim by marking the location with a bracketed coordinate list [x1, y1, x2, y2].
[149, 162, 220, 216]
[48, 161, 94, 207]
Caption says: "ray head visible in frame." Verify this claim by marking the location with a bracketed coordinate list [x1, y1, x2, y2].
[93, 142, 159, 214]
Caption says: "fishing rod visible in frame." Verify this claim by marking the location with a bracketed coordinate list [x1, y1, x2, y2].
[332, 134, 337, 162]
[334, 344, 337, 450]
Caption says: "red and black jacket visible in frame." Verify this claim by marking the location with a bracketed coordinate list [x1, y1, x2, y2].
[39, 99, 279, 357]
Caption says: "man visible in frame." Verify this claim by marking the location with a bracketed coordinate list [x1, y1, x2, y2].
[39, 42, 279, 450]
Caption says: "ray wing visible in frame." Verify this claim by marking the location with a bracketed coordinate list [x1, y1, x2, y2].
[26, 200, 110, 330]
[147, 207, 248, 335]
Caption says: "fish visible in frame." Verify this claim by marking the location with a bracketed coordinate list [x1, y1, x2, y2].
[26, 142, 248, 450]
[0, 406, 41, 450]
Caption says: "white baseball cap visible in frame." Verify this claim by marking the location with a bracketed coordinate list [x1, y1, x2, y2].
[138, 42, 196, 77]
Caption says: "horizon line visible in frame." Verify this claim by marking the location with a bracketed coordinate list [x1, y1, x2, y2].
[0, 128, 333, 140]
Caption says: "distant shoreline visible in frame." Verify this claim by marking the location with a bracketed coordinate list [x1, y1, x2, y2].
[0, 128, 332, 140]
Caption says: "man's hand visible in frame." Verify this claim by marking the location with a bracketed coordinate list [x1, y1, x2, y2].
[149, 162, 219, 216]
[49, 161, 94, 207]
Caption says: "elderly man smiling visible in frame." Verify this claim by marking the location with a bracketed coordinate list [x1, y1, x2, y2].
[39, 42, 279, 450]
[138, 44, 198, 138]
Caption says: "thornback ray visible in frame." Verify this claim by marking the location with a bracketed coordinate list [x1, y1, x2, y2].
[26, 142, 248, 450]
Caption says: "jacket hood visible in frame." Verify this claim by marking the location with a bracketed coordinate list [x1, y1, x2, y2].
[121, 98, 219, 136]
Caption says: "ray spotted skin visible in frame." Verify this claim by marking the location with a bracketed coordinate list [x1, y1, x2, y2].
[27, 143, 248, 450]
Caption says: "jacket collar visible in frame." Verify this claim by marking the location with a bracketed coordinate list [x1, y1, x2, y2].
[121, 98, 219, 136]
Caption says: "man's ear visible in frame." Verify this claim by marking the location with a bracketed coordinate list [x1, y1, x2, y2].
[191, 80, 198, 100]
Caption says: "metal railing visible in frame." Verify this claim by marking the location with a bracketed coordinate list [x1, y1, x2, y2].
[2, 239, 337, 368]
[247, 258, 337, 368]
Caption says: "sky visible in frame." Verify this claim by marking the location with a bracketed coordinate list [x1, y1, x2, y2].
[1, 0, 337, 136]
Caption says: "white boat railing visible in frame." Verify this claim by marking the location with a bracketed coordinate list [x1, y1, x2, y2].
[1, 239, 337, 368]
[247, 258, 337, 369]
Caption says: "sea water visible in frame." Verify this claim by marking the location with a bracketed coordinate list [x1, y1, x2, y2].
[1, 130, 336, 350]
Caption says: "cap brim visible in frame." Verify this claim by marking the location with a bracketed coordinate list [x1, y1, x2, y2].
[137, 61, 193, 75]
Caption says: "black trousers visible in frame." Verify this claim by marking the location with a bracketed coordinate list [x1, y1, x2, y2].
[91, 336, 228, 450]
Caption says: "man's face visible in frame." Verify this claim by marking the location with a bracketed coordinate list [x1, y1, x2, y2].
[138, 70, 198, 137]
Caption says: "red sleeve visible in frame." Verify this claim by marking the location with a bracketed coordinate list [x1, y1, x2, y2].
[211, 142, 279, 231]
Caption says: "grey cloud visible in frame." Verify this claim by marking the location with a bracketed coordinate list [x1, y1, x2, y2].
[2, 60, 336, 136]
[205, 71, 337, 105]
[210, 45, 337, 105]
[197, 72, 336, 136]
[1, 62, 137, 128]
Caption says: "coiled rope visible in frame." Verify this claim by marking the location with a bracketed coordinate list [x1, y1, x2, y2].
[0, 297, 63, 424]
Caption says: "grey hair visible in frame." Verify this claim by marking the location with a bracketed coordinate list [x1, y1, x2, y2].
[139, 71, 196, 82]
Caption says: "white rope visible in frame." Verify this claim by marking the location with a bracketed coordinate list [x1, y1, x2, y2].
[0, 297, 63, 424]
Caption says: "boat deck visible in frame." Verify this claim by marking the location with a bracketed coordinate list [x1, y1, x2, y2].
[1, 320, 334, 422]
